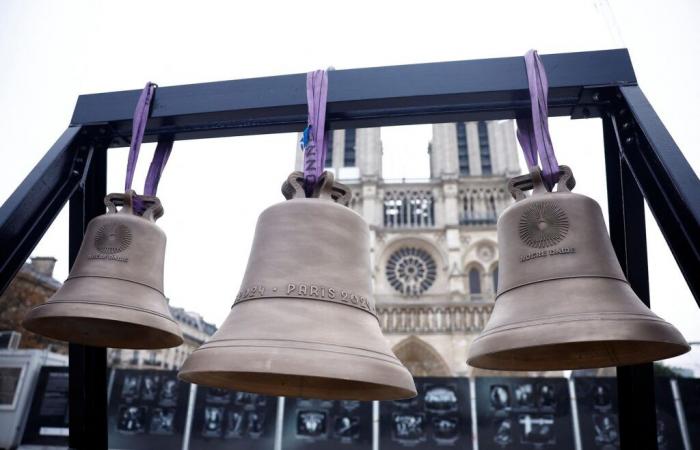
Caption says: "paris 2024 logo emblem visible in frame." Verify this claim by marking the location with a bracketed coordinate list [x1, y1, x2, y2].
[518, 202, 569, 248]
[94, 223, 132, 255]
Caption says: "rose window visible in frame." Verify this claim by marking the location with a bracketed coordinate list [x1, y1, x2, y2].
[386, 247, 437, 296]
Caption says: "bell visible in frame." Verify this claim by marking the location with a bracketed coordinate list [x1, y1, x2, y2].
[179, 171, 416, 401]
[23, 191, 183, 349]
[468, 166, 689, 371]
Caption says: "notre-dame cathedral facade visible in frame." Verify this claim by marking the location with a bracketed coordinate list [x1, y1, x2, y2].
[295, 121, 521, 377]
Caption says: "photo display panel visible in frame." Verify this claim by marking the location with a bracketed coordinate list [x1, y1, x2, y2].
[677, 377, 700, 449]
[379, 377, 471, 449]
[574, 377, 620, 449]
[21, 366, 70, 447]
[282, 397, 372, 450]
[654, 377, 684, 450]
[189, 387, 277, 450]
[108, 369, 189, 450]
[475, 377, 573, 449]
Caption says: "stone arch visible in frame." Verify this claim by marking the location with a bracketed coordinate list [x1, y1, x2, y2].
[463, 261, 485, 297]
[392, 335, 452, 377]
[463, 238, 498, 267]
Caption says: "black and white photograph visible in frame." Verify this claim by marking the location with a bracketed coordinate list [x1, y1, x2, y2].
[190, 387, 277, 450]
[108, 370, 189, 449]
[283, 397, 373, 450]
[518, 414, 554, 445]
[202, 406, 225, 437]
[121, 374, 142, 400]
[477, 377, 573, 449]
[159, 378, 179, 407]
[297, 410, 328, 438]
[380, 377, 471, 450]
[575, 378, 620, 450]
[149, 407, 176, 435]
[117, 405, 147, 434]
[141, 374, 161, 401]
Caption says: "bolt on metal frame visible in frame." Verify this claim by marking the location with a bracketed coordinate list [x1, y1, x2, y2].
[0, 49, 697, 449]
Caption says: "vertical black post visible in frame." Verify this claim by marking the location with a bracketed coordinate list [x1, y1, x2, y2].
[68, 144, 108, 449]
[603, 113, 658, 450]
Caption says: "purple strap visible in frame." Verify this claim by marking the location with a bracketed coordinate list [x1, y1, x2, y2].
[144, 138, 173, 196]
[303, 70, 329, 195]
[125, 82, 157, 192]
[516, 50, 560, 189]
[125, 82, 173, 214]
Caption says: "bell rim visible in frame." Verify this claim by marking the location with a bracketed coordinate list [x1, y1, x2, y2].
[178, 370, 417, 401]
[22, 300, 183, 349]
[468, 311, 690, 371]
[467, 338, 691, 371]
[178, 342, 417, 401]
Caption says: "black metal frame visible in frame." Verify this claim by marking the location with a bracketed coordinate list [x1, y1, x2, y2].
[0, 48, 697, 449]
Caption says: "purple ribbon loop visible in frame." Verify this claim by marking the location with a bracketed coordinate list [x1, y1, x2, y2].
[303, 70, 329, 196]
[125, 82, 173, 215]
[516, 50, 560, 190]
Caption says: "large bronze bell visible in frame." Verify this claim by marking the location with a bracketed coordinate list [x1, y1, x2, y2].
[23, 191, 183, 349]
[179, 172, 416, 400]
[468, 166, 689, 371]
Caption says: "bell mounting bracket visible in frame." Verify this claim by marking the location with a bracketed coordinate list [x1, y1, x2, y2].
[507, 165, 576, 200]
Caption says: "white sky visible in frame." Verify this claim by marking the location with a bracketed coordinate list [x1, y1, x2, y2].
[0, 0, 698, 372]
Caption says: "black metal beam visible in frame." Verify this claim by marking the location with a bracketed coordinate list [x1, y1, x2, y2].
[68, 144, 108, 450]
[603, 114, 658, 449]
[70, 49, 636, 145]
[617, 85, 700, 303]
[0, 126, 92, 293]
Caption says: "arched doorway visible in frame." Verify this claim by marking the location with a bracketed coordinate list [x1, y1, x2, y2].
[392, 335, 452, 376]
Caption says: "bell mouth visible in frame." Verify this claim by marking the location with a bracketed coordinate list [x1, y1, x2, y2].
[178, 332, 417, 401]
[179, 371, 416, 401]
[23, 302, 183, 349]
[468, 339, 690, 372]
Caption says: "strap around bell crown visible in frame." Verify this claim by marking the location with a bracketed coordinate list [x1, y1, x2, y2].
[282, 170, 352, 205]
[507, 165, 576, 200]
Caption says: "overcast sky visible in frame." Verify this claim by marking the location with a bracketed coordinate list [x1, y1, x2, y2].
[1, 0, 698, 372]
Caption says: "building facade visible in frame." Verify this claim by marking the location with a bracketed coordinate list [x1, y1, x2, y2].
[108, 307, 216, 370]
[0, 255, 216, 371]
[295, 121, 521, 377]
[0, 257, 67, 353]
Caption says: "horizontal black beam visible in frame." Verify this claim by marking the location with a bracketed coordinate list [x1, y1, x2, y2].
[615, 85, 700, 303]
[71, 49, 637, 146]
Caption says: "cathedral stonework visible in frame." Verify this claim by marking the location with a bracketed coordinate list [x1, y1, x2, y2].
[295, 121, 520, 376]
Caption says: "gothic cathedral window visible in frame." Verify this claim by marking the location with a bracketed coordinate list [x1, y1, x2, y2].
[457, 122, 469, 175]
[469, 267, 481, 294]
[344, 129, 356, 167]
[478, 121, 492, 175]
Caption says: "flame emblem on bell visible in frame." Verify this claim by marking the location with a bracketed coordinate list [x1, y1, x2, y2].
[94, 223, 133, 254]
[518, 202, 569, 248]
[179, 172, 416, 400]
[23, 191, 183, 349]
[467, 166, 689, 371]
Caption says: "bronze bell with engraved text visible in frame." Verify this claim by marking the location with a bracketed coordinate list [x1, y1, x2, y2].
[179, 171, 416, 401]
[467, 166, 689, 371]
[23, 191, 183, 349]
